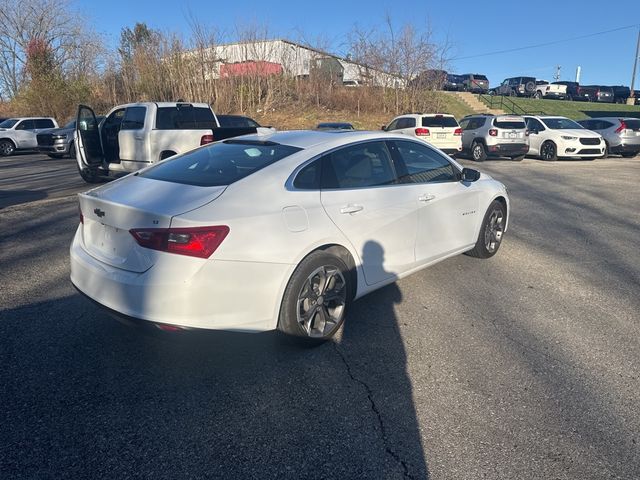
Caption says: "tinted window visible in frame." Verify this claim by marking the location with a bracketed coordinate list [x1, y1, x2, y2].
[466, 117, 486, 130]
[121, 107, 146, 130]
[396, 118, 416, 129]
[293, 160, 321, 189]
[494, 118, 526, 129]
[474, 75, 488, 81]
[393, 140, 457, 183]
[542, 118, 583, 130]
[321, 141, 396, 189]
[526, 118, 545, 131]
[34, 119, 55, 128]
[217, 115, 260, 128]
[623, 119, 640, 130]
[155, 106, 216, 130]
[422, 116, 459, 128]
[0, 118, 18, 128]
[386, 119, 399, 131]
[458, 118, 470, 130]
[15, 120, 35, 130]
[141, 140, 302, 187]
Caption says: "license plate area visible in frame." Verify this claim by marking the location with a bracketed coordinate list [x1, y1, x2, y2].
[436, 133, 446, 139]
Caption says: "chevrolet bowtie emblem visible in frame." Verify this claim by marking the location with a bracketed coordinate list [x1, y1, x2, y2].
[94, 208, 105, 218]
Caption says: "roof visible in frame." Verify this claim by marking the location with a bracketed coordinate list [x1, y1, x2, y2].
[235, 129, 410, 149]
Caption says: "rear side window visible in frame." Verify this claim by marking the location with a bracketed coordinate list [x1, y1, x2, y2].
[217, 115, 259, 128]
[156, 106, 215, 129]
[494, 118, 526, 129]
[121, 107, 146, 130]
[392, 140, 458, 183]
[321, 141, 396, 189]
[422, 116, 459, 128]
[396, 118, 416, 129]
[35, 119, 55, 128]
[293, 160, 321, 189]
[140, 140, 302, 187]
[623, 119, 640, 130]
[15, 120, 35, 130]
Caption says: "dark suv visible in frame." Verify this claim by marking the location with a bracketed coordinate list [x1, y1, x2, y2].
[461, 74, 489, 93]
[492, 77, 536, 97]
[610, 85, 631, 104]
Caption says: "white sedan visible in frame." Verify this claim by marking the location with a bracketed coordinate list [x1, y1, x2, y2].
[524, 115, 605, 160]
[71, 130, 510, 342]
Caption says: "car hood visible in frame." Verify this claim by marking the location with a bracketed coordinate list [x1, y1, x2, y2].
[39, 127, 72, 135]
[558, 129, 601, 138]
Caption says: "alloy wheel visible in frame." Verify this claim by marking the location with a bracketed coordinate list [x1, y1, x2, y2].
[473, 144, 483, 161]
[541, 142, 556, 160]
[0, 141, 14, 156]
[484, 209, 504, 253]
[296, 265, 347, 338]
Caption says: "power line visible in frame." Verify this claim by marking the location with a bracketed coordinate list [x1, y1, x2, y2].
[451, 24, 639, 61]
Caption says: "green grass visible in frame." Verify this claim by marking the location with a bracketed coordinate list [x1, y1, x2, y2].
[431, 92, 474, 119]
[478, 95, 640, 120]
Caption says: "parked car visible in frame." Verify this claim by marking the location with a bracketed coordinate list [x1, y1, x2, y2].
[70, 130, 510, 342]
[610, 85, 631, 104]
[461, 74, 489, 93]
[383, 113, 462, 155]
[552, 81, 597, 101]
[316, 122, 354, 130]
[586, 85, 614, 103]
[523, 115, 605, 160]
[458, 114, 529, 161]
[534, 80, 567, 100]
[74, 102, 271, 183]
[491, 77, 536, 97]
[443, 73, 465, 91]
[577, 117, 640, 157]
[37, 117, 105, 158]
[0, 117, 59, 156]
[216, 114, 261, 128]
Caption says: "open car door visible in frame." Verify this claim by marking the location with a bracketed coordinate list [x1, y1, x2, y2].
[75, 105, 105, 168]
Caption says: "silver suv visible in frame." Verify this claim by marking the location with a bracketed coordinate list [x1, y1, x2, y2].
[577, 117, 640, 158]
[459, 114, 529, 161]
[37, 117, 105, 158]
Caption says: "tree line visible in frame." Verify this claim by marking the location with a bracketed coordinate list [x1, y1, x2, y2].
[0, 0, 451, 124]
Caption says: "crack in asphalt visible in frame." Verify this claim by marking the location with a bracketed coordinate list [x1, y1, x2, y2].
[331, 342, 416, 480]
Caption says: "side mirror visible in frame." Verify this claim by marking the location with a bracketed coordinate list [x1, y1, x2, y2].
[529, 129, 538, 135]
[381, 125, 387, 131]
[461, 167, 481, 182]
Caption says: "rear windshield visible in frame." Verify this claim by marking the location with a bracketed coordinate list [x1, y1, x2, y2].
[217, 115, 260, 128]
[447, 74, 463, 82]
[0, 118, 18, 128]
[422, 116, 459, 128]
[624, 119, 640, 130]
[493, 118, 526, 129]
[543, 118, 583, 130]
[140, 140, 302, 187]
[155, 105, 215, 130]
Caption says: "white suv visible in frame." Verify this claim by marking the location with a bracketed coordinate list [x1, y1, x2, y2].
[383, 113, 462, 154]
[523, 116, 605, 161]
[0, 117, 59, 156]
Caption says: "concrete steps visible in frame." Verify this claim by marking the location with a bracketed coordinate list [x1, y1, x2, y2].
[449, 91, 505, 115]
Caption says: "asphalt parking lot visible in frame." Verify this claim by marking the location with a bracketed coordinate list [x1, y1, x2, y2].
[1, 152, 639, 479]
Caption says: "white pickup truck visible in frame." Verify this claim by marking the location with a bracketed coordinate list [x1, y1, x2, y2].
[75, 102, 269, 183]
[534, 81, 567, 100]
[0, 117, 59, 156]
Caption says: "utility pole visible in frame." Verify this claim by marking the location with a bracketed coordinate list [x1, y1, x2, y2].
[553, 65, 561, 82]
[629, 27, 640, 102]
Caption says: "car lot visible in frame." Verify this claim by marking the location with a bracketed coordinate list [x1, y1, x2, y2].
[1, 153, 639, 479]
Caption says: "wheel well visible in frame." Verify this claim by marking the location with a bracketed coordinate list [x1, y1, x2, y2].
[159, 150, 177, 160]
[316, 244, 358, 300]
[0, 138, 16, 147]
[494, 196, 507, 214]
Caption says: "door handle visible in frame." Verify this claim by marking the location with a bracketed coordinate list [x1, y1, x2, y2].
[134, 135, 144, 140]
[418, 194, 436, 202]
[340, 204, 364, 214]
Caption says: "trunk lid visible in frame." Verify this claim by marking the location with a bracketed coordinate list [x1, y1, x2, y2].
[78, 174, 226, 272]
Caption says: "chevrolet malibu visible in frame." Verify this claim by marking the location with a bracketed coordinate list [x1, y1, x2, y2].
[71, 130, 510, 342]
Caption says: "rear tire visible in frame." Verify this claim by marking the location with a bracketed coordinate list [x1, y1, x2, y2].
[511, 155, 525, 161]
[621, 152, 637, 158]
[540, 141, 557, 161]
[534, 91, 542, 99]
[278, 251, 350, 345]
[0, 139, 15, 156]
[465, 200, 507, 259]
[47, 153, 64, 159]
[471, 141, 487, 162]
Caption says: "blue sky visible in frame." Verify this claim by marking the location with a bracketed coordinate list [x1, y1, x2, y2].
[78, 0, 639, 87]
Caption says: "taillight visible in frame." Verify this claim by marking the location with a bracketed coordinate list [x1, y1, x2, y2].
[200, 134, 214, 145]
[489, 129, 498, 136]
[454, 128, 462, 136]
[130, 226, 229, 259]
[415, 128, 430, 136]
[79, 205, 83, 224]
[615, 119, 627, 134]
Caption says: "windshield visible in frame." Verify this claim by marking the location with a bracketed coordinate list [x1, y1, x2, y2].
[447, 74, 463, 82]
[474, 75, 488, 81]
[140, 140, 302, 187]
[64, 120, 76, 129]
[542, 118, 583, 130]
[0, 119, 18, 128]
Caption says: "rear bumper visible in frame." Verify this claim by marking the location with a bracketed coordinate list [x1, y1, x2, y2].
[486, 143, 529, 157]
[542, 92, 566, 99]
[610, 143, 640, 154]
[70, 228, 292, 332]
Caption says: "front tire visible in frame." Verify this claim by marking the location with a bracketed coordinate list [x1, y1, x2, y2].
[511, 155, 525, 162]
[278, 251, 350, 344]
[466, 200, 507, 259]
[47, 153, 64, 159]
[77, 164, 105, 184]
[0, 139, 15, 156]
[540, 141, 557, 161]
[621, 152, 637, 158]
[471, 141, 487, 162]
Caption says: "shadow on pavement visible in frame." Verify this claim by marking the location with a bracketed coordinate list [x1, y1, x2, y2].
[0, 189, 47, 209]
